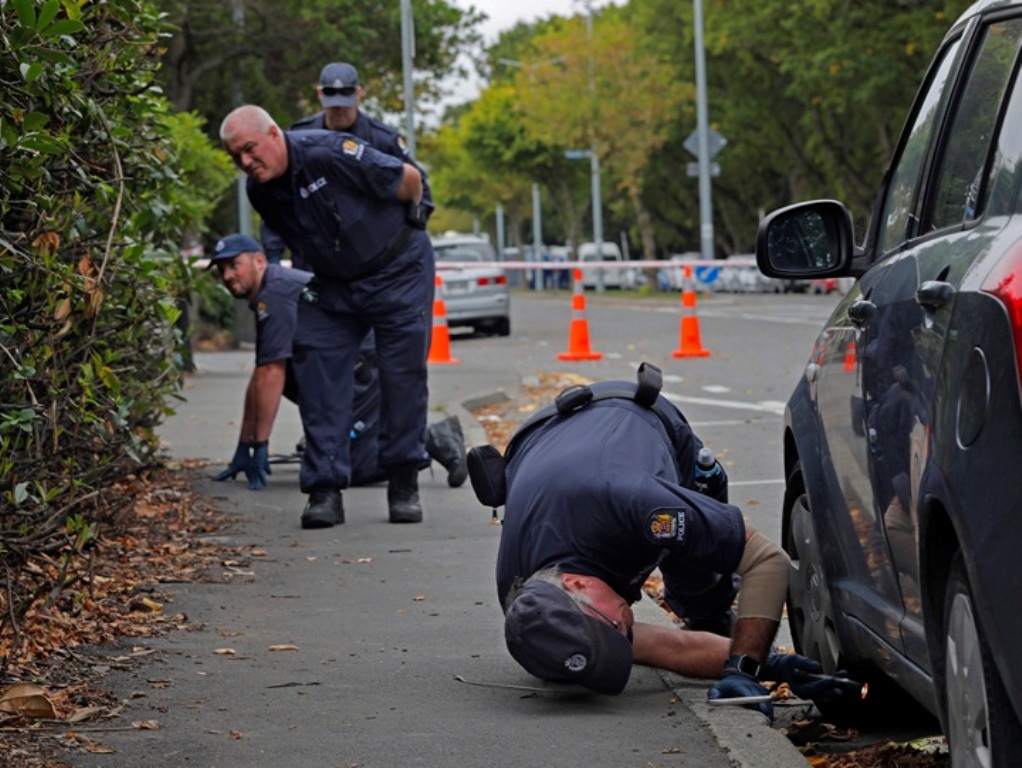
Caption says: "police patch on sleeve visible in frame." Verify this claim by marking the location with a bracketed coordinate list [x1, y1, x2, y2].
[646, 509, 686, 543]
[342, 138, 364, 160]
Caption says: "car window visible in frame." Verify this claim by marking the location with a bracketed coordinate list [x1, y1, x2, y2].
[877, 38, 962, 254]
[928, 18, 1022, 229]
[433, 244, 493, 263]
[985, 49, 1022, 216]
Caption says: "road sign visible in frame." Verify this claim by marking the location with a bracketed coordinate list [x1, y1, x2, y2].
[695, 265, 720, 284]
[564, 149, 590, 160]
[683, 129, 727, 159]
[687, 162, 720, 177]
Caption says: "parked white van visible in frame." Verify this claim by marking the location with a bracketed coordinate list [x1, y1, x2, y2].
[577, 242, 636, 290]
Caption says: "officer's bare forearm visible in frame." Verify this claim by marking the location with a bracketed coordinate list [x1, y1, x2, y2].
[728, 617, 779, 664]
[396, 164, 423, 203]
[249, 361, 286, 443]
[632, 621, 731, 678]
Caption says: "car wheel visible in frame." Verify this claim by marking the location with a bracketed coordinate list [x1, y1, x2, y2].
[494, 317, 511, 337]
[943, 553, 1022, 767]
[783, 460, 916, 723]
[784, 461, 843, 671]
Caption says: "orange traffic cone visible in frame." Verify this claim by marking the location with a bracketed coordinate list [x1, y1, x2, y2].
[843, 341, 856, 372]
[558, 268, 603, 361]
[672, 265, 711, 358]
[428, 274, 461, 365]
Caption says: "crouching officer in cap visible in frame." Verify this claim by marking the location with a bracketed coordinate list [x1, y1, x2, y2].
[207, 233, 468, 520]
[491, 365, 850, 715]
[208, 233, 309, 491]
[220, 105, 435, 526]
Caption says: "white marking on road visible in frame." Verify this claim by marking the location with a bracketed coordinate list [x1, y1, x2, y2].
[702, 384, 731, 394]
[663, 391, 786, 415]
[729, 479, 785, 487]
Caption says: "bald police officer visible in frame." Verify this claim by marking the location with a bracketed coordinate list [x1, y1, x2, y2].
[220, 105, 433, 528]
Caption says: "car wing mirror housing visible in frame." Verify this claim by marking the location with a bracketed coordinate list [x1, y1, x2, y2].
[755, 199, 855, 279]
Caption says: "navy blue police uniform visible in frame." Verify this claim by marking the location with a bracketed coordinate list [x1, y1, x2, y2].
[253, 263, 310, 405]
[261, 110, 434, 266]
[246, 129, 434, 494]
[496, 381, 746, 618]
[254, 263, 389, 485]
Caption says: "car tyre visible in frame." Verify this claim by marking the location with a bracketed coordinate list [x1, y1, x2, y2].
[942, 553, 1022, 767]
[494, 317, 511, 337]
[783, 459, 919, 723]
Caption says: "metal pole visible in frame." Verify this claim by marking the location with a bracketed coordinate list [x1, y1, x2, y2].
[496, 203, 506, 255]
[532, 183, 546, 291]
[693, 0, 714, 261]
[585, 4, 605, 293]
[400, 0, 416, 158]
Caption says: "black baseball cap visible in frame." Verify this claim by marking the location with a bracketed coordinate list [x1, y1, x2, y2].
[207, 233, 262, 269]
[504, 581, 633, 695]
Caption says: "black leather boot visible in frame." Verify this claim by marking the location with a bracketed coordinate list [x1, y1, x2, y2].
[301, 489, 344, 529]
[425, 415, 468, 488]
[387, 466, 423, 523]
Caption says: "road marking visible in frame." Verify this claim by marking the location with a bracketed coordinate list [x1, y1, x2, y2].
[729, 478, 785, 487]
[663, 391, 786, 415]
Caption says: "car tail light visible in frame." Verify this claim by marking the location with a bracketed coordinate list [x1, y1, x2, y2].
[477, 275, 507, 286]
[981, 242, 1022, 381]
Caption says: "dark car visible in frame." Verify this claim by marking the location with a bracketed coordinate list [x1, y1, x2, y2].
[756, 3, 1022, 764]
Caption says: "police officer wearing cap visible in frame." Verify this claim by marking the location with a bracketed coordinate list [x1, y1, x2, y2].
[494, 371, 852, 715]
[261, 62, 433, 265]
[220, 104, 433, 528]
[207, 234, 311, 492]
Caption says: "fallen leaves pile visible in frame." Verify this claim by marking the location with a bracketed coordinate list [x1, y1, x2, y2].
[470, 371, 950, 768]
[0, 464, 237, 767]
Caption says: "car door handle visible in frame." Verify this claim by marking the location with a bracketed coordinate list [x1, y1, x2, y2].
[847, 299, 876, 328]
[916, 280, 955, 311]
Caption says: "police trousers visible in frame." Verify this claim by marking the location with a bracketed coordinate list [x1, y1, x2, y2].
[292, 232, 435, 493]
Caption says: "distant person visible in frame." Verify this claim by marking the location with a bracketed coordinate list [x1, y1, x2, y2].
[261, 61, 433, 265]
[209, 234, 467, 515]
[221, 104, 435, 528]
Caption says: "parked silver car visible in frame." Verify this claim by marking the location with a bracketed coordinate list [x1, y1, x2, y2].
[431, 235, 511, 337]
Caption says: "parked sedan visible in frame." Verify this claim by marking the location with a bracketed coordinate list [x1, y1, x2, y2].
[431, 235, 510, 337]
[757, 3, 1022, 764]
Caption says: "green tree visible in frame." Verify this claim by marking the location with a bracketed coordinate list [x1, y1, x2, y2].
[1, 0, 232, 658]
[514, 10, 688, 263]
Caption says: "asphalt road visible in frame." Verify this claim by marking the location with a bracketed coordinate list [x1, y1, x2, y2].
[71, 289, 855, 767]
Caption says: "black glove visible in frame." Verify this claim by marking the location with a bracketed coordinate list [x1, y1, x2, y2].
[707, 669, 772, 719]
[761, 653, 850, 703]
[213, 442, 252, 482]
[247, 441, 269, 491]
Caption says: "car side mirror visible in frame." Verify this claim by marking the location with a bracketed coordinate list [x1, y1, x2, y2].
[755, 200, 855, 278]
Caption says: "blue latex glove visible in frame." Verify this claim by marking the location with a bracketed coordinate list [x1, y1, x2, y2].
[762, 653, 851, 703]
[247, 442, 269, 491]
[213, 443, 252, 482]
[707, 669, 772, 718]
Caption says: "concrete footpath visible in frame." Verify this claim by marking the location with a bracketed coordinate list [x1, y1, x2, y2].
[72, 350, 806, 768]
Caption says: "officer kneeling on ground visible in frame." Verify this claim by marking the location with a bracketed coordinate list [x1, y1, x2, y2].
[473, 364, 850, 716]
[207, 234, 467, 526]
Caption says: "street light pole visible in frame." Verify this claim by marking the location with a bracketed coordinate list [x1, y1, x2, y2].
[400, 0, 416, 158]
[583, 1, 605, 292]
[693, 0, 714, 261]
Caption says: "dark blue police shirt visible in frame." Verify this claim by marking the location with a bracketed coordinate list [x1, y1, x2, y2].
[252, 265, 311, 367]
[291, 111, 433, 213]
[496, 389, 746, 609]
[246, 131, 409, 281]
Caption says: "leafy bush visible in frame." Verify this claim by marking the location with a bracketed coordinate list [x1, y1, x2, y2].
[0, 0, 233, 662]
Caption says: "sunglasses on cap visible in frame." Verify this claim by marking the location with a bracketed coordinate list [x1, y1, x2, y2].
[322, 86, 357, 97]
